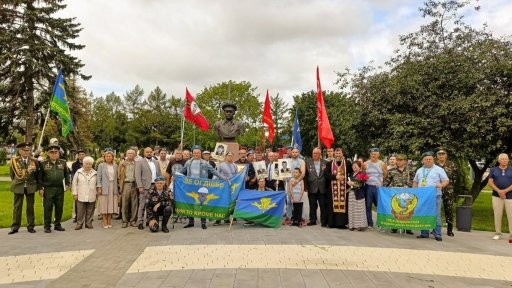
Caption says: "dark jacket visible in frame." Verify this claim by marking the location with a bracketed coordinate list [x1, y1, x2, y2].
[305, 158, 329, 194]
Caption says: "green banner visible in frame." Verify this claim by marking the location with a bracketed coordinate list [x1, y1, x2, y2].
[377, 214, 436, 230]
[175, 202, 229, 220]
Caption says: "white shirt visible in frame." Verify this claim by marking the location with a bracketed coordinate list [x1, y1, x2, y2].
[147, 158, 157, 182]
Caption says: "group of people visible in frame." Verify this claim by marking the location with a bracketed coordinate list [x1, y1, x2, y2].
[8, 136, 512, 244]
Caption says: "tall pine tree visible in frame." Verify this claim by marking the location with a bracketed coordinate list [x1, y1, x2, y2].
[0, 0, 89, 141]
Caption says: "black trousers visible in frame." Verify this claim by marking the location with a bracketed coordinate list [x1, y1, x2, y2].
[292, 202, 303, 224]
[188, 217, 206, 225]
[308, 192, 327, 225]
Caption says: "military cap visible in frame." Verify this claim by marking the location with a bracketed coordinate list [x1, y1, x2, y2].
[436, 148, 447, 154]
[396, 154, 407, 160]
[421, 151, 435, 158]
[155, 176, 166, 182]
[221, 102, 237, 111]
[202, 150, 211, 154]
[46, 144, 61, 152]
[369, 147, 380, 153]
[191, 145, 202, 151]
[16, 142, 32, 150]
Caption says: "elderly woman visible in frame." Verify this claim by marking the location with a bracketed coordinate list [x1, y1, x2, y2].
[97, 149, 119, 228]
[72, 156, 97, 230]
[347, 161, 368, 231]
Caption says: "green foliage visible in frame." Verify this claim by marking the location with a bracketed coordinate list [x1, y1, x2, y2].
[0, 0, 89, 140]
[336, 0, 512, 200]
[270, 93, 289, 149]
[290, 90, 363, 157]
[192, 81, 262, 149]
[0, 149, 6, 165]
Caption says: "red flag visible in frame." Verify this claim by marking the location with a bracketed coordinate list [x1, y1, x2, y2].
[262, 89, 275, 143]
[316, 66, 334, 148]
[184, 88, 209, 131]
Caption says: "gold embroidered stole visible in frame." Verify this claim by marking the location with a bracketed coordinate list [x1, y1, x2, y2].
[331, 159, 347, 213]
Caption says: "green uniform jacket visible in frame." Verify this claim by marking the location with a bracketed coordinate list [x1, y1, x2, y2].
[38, 159, 70, 190]
[10, 156, 40, 194]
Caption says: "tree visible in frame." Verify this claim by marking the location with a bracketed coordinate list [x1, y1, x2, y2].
[270, 93, 289, 149]
[123, 85, 144, 119]
[291, 90, 363, 157]
[191, 81, 261, 150]
[89, 92, 127, 150]
[0, 0, 89, 141]
[336, 0, 512, 200]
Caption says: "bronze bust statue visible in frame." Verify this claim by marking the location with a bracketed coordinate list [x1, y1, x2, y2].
[213, 102, 245, 142]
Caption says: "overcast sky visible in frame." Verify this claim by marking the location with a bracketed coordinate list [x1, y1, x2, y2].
[61, 0, 512, 104]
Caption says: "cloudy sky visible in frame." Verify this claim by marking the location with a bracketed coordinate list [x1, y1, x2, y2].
[61, 0, 512, 104]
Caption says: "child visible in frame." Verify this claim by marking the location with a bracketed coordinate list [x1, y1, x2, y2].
[288, 168, 304, 227]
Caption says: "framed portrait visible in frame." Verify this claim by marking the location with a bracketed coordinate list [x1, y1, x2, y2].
[271, 162, 280, 180]
[278, 159, 292, 178]
[254, 160, 268, 179]
[212, 142, 226, 161]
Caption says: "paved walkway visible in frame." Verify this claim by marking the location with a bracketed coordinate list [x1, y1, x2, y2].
[0, 214, 511, 288]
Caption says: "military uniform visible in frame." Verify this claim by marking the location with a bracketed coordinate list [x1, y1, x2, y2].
[9, 142, 40, 234]
[145, 185, 172, 233]
[384, 167, 415, 188]
[38, 145, 70, 232]
[384, 154, 415, 234]
[436, 159, 457, 234]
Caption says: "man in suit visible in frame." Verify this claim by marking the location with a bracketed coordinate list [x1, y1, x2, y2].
[9, 142, 39, 234]
[305, 147, 329, 226]
[135, 147, 162, 230]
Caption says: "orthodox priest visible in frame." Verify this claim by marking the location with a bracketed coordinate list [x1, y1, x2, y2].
[326, 148, 352, 228]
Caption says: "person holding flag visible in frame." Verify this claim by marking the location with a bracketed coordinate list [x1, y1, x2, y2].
[413, 151, 449, 241]
[179, 146, 228, 229]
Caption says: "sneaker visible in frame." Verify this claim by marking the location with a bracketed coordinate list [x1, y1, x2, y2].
[492, 234, 501, 240]
[243, 221, 255, 226]
[367, 226, 374, 230]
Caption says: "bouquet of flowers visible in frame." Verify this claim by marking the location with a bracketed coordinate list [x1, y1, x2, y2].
[351, 172, 369, 189]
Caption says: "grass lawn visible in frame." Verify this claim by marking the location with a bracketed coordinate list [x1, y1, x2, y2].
[0, 182, 74, 228]
[0, 165, 9, 177]
[470, 192, 508, 233]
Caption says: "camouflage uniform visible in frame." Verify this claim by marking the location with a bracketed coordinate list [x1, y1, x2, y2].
[385, 164, 415, 234]
[436, 160, 457, 227]
[384, 167, 415, 188]
[145, 186, 172, 233]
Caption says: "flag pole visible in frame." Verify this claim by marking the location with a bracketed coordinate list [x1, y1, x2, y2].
[37, 109, 51, 152]
[180, 99, 185, 149]
[38, 68, 62, 151]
